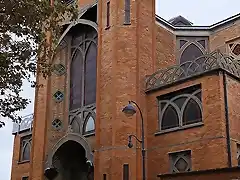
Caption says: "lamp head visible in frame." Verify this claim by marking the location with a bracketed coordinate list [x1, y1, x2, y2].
[122, 102, 136, 117]
[128, 141, 133, 148]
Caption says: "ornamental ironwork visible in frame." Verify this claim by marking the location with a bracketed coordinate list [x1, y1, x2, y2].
[146, 50, 240, 91]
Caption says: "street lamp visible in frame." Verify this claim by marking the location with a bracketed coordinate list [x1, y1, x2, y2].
[122, 100, 146, 180]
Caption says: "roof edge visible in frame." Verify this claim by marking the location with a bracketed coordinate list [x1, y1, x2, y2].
[155, 13, 240, 31]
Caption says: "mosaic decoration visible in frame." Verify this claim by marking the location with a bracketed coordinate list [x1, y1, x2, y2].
[53, 64, 66, 76]
[52, 119, 63, 130]
[53, 91, 64, 103]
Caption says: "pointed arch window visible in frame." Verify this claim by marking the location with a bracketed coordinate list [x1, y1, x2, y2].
[70, 25, 98, 110]
[180, 43, 203, 64]
[83, 114, 95, 135]
[19, 135, 32, 162]
[177, 37, 208, 64]
[159, 85, 202, 133]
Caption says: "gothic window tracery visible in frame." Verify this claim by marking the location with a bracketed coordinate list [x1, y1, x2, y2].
[70, 25, 97, 110]
[158, 85, 202, 132]
[228, 41, 240, 58]
[177, 37, 208, 64]
[20, 135, 32, 162]
[69, 24, 97, 135]
[83, 115, 95, 135]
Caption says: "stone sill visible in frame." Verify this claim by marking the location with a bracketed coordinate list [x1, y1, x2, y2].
[18, 160, 30, 165]
[83, 132, 95, 138]
[155, 122, 204, 136]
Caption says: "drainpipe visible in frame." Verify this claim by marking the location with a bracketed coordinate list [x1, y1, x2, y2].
[223, 71, 232, 167]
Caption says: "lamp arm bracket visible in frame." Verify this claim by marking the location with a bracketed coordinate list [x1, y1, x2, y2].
[129, 134, 142, 143]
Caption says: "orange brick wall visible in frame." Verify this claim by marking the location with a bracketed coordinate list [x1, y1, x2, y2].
[155, 25, 176, 70]
[95, 0, 155, 179]
[210, 22, 240, 52]
[226, 76, 240, 166]
[10, 135, 30, 180]
[78, 0, 96, 7]
[146, 74, 228, 179]
[159, 167, 240, 180]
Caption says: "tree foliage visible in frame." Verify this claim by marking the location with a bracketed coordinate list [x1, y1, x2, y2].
[0, 0, 77, 126]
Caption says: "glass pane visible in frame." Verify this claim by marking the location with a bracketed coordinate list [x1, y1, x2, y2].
[180, 40, 187, 48]
[174, 97, 186, 109]
[175, 158, 188, 172]
[70, 50, 83, 110]
[195, 92, 201, 101]
[85, 116, 95, 132]
[84, 42, 97, 105]
[23, 142, 31, 161]
[197, 40, 206, 48]
[71, 118, 81, 133]
[183, 99, 202, 125]
[161, 105, 179, 130]
[180, 43, 203, 63]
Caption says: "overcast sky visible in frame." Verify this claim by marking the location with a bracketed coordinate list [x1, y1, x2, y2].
[0, 0, 239, 179]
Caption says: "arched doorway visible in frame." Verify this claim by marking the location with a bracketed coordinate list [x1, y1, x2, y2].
[52, 140, 93, 180]
[44, 133, 94, 180]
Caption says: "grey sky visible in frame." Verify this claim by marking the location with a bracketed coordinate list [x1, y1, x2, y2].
[0, 0, 239, 179]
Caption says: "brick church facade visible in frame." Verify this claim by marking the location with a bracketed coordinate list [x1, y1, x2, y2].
[10, 0, 240, 179]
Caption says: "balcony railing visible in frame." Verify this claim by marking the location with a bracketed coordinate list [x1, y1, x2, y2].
[146, 50, 240, 92]
[12, 113, 34, 134]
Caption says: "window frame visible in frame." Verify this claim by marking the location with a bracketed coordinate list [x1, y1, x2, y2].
[156, 85, 203, 135]
[69, 25, 98, 110]
[176, 36, 209, 64]
[124, 0, 131, 25]
[105, 1, 110, 29]
[18, 133, 32, 164]
[169, 150, 192, 173]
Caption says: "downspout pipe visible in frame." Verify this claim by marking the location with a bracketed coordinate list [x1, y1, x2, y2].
[223, 71, 232, 167]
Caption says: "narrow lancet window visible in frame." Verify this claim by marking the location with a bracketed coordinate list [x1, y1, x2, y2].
[124, 0, 131, 24]
[106, 1, 110, 28]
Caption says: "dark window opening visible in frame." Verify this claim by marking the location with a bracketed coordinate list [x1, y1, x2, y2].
[158, 85, 202, 131]
[20, 135, 32, 162]
[161, 105, 179, 130]
[81, 5, 97, 23]
[124, 0, 131, 25]
[183, 99, 202, 125]
[103, 174, 107, 180]
[22, 177, 29, 180]
[197, 40, 206, 48]
[180, 43, 203, 64]
[123, 164, 129, 180]
[69, 25, 97, 110]
[106, 1, 110, 28]
[180, 40, 187, 48]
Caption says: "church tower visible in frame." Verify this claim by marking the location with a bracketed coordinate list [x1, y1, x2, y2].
[95, 0, 155, 179]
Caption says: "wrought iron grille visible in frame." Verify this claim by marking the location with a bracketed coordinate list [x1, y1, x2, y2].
[146, 50, 240, 91]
